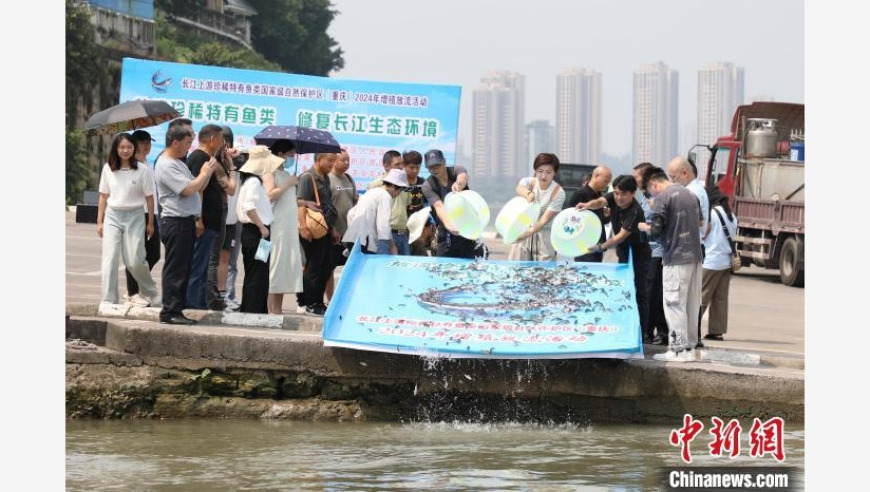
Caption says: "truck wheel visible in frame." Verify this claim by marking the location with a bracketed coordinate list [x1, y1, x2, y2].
[779, 237, 804, 287]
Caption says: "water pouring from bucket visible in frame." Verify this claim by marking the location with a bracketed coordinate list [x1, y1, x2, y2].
[443, 190, 490, 240]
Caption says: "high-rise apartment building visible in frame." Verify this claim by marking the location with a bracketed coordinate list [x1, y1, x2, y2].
[697, 62, 744, 179]
[556, 68, 602, 164]
[525, 120, 556, 172]
[472, 71, 526, 181]
[633, 62, 679, 168]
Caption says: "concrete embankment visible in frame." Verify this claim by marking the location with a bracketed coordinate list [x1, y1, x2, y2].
[65, 304, 804, 423]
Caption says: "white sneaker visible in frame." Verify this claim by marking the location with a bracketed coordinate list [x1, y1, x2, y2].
[653, 349, 694, 363]
[224, 297, 240, 311]
[127, 294, 151, 307]
[296, 305, 307, 314]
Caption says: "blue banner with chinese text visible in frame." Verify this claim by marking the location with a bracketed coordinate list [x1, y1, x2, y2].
[119, 58, 461, 188]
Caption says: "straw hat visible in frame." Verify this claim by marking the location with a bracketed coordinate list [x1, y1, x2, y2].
[239, 145, 284, 175]
[407, 206, 432, 244]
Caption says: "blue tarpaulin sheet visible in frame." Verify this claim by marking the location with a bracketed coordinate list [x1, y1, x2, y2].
[323, 244, 644, 359]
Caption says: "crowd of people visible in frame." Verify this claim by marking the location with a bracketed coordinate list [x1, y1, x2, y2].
[95, 121, 736, 361]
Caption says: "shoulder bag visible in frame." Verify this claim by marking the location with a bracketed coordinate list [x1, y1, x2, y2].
[305, 173, 328, 239]
[713, 207, 741, 272]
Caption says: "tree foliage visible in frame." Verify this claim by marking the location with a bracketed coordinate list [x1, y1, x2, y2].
[246, 0, 344, 76]
[66, 0, 109, 126]
[154, 10, 280, 71]
[66, 129, 91, 205]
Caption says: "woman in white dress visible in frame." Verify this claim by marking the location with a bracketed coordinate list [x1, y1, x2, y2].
[262, 140, 303, 314]
[96, 132, 159, 305]
[509, 153, 566, 261]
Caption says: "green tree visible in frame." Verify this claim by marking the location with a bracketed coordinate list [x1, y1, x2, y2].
[154, 10, 280, 71]
[66, 129, 91, 205]
[67, 0, 110, 201]
[247, 0, 344, 75]
[66, 0, 109, 126]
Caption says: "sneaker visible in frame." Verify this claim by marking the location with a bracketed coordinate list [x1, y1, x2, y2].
[296, 305, 308, 314]
[305, 303, 326, 317]
[127, 294, 151, 307]
[224, 297, 240, 311]
[703, 334, 724, 341]
[653, 349, 694, 363]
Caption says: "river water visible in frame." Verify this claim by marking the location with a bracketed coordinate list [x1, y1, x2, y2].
[67, 420, 803, 490]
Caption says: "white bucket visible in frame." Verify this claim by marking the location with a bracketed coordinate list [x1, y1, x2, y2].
[549, 208, 602, 257]
[495, 196, 541, 245]
[444, 190, 490, 240]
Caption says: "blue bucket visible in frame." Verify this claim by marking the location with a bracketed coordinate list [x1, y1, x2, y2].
[789, 142, 804, 161]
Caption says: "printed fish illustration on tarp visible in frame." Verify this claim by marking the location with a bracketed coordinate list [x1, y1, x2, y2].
[323, 243, 643, 359]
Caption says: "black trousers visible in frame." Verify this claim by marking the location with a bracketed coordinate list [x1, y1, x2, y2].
[646, 257, 669, 339]
[159, 216, 195, 320]
[620, 247, 651, 339]
[297, 234, 334, 307]
[126, 214, 161, 295]
[240, 223, 270, 314]
[435, 229, 475, 259]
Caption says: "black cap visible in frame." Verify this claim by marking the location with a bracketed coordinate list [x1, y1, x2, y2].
[131, 130, 155, 142]
[424, 149, 446, 168]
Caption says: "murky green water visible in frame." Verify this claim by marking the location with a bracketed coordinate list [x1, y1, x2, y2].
[67, 420, 803, 491]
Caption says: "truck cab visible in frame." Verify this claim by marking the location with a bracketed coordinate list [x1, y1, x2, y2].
[698, 102, 805, 287]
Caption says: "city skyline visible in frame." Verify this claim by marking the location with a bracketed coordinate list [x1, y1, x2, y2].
[466, 62, 750, 176]
[328, 0, 803, 160]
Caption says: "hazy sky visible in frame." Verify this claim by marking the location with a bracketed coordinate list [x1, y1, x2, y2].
[327, 0, 804, 158]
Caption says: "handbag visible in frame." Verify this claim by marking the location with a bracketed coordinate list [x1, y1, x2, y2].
[304, 173, 328, 239]
[713, 208, 741, 272]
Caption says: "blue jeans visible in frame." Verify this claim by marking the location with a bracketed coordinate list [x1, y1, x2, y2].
[392, 231, 410, 255]
[186, 228, 217, 309]
[377, 239, 391, 255]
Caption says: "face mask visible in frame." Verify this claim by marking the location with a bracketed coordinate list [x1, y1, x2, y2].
[283, 156, 296, 171]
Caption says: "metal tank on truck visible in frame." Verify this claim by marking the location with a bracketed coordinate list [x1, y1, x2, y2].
[690, 102, 805, 287]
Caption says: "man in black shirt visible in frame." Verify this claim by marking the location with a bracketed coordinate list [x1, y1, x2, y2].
[185, 124, 233, 310]
[578, 175, 652, 340]
[420, 149, 474, 259]
[565, 165, 612, 262]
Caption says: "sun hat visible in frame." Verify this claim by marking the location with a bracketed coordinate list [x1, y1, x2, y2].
[444, 190, 490, 240]
[495, 196, 541, 245]
[407, 206, 432, 244]
[549, 208, 603, 257]
[382, 168, 410, 188]
[239, 145, 285, 175]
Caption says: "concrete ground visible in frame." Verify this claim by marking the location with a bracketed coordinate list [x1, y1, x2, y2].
[66, 210, 804, 362]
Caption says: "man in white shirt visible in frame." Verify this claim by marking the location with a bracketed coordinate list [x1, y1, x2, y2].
[343, 169, 409, 255]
